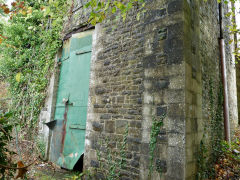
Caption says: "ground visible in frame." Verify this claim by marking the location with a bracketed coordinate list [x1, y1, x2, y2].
[5, 138, 77, 180]
[214, 127, 240, 180]
[28, 163, 75, 180]
[3, 127, 240, 180]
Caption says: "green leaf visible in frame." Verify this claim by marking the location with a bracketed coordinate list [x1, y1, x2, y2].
[15, 72, 22, 82]
[126, 2, 133, 10]
[84, 2, 91, 8]
[112, 7, 116, 14]
[44, 6, 50, 17]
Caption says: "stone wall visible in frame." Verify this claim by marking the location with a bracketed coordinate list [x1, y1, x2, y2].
[184, 1, 222, 179]
[184, 1, 238, 179]
[85, 1, 186, 179]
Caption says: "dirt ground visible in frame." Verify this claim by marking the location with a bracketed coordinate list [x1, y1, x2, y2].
[27, 163, 75, 180]
[5, 139, 77, 180]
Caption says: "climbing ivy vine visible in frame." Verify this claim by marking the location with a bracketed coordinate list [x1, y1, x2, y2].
[197, 79, 224, 179]
[148, 115, 165, 178]
[85, 0, 146, 25]
[0, 0, 69, 137]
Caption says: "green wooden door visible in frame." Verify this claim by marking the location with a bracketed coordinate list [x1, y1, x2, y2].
[54, 34, 92, 169]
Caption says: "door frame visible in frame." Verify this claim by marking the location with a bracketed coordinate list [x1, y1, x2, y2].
[40, 29, 95, 165]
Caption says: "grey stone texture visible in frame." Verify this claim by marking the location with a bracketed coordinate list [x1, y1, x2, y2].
[86, 0, 186, 179]
[39, 0, 239, 179]
[185, 1, 238, 179]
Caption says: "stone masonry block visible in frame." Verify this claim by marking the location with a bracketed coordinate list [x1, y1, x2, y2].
[105, 121, 115, 133]
[92, 121, 103, 132]
[116, 120, 128, 134]
[157, 106, 167, 116]
[168, 0, 183, 15]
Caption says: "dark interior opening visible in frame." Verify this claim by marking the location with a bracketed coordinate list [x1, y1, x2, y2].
[73, 154, 84, 172]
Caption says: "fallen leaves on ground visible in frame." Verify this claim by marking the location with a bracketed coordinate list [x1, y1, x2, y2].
[214, 127, 240, 180]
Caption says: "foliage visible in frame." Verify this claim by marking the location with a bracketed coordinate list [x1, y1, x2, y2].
[84, 0, 146, 25]
[105, 124, 128, 180]
[203, 0, 240, 61]
[0, 111, 13, 178]
[197, 79, 224, 179]
[148, 115, 165, 178]
[0, 0, 69, 136]
[219, 0, 240, 61]
[96, 125, 128, 180]
[214, 131, 240, 179]
[36, 137, 46, 158]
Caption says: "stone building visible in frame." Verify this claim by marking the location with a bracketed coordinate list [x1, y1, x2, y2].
[38, 0, 239, 179]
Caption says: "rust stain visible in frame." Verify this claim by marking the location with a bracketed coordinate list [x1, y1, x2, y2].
[60, 100, 69, 153]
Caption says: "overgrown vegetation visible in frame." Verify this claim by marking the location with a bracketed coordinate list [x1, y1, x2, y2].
[214, 134, 240, 179]
[0, 111, 13, 178]
[199, 129, 240, 179]
[197, 79, 225, 179]
[0, 0, 69, 137]
[85, 0, 146, 25]
[148, 115, 165, 178]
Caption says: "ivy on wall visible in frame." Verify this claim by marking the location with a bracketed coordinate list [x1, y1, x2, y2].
[197, 79, 224, 179]
[0, 0, 69, 137]
[85, 0, 146, 25]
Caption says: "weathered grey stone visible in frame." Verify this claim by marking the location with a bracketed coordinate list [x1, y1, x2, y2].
[130, 160, 140, 168]
[130, 121, 142, 128]
[168, 0, 183, 15]
[95, 172, 105, 180]
[164, 38, 183, 65]
[94, 104, 105, 108]
[90, 160, 99, 168]
[105, 121, 115, 133]
[100, 114, 111, 120]
[120, 177, 131, 180]
[168, 22, 184, 39]
[153, 79, 170, 90]
[126, 152, 132, 159]
[157, 134, 168, 143]
[92, 122, 103, 132]
[156, 159, 167, 173]
[95, 87, 105, 95]
[156, 106, 167, 116]
[145, 9, 167, 23]
[116, 120, 128, 134]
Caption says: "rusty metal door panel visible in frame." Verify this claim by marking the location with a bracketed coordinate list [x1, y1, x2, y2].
[51, 34, 92, 170]
[49, 120, 64, 163]
[49, 47, 70, 163]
